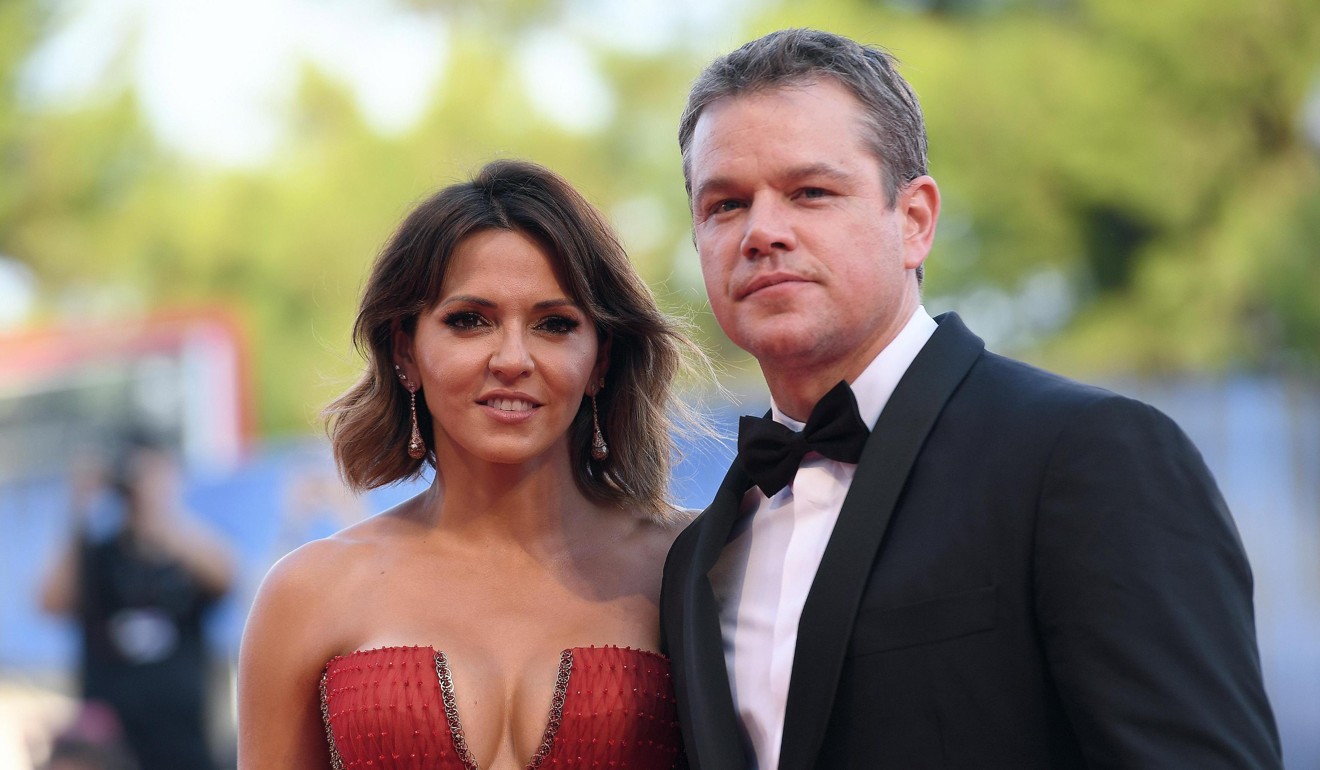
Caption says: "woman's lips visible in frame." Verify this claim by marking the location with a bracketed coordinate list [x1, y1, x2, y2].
[477, 393, 541, 422]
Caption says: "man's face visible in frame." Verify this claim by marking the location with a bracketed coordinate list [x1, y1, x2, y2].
[687, 80, 934, 395]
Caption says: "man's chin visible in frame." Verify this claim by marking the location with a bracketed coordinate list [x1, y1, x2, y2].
[743, 329, 828, 368]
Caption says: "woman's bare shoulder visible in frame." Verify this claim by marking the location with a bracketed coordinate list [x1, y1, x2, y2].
[649, 507, 698, 544]
[249, 538, 355, 633]
[614, 507, 694, 568]
[242, 505, 423, 668]
[255, 503, 416, 608]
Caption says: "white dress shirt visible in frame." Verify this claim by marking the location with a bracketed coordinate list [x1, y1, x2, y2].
[708, 306, 938, 770]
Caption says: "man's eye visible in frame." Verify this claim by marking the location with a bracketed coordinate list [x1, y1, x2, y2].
[800, 187, 827, 199]
[714, 199, 743, 213]
[443, 311, 486, 330]
[538, 316, 581, 335]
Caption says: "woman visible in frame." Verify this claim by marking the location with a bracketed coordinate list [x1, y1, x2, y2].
[238, 159, 700, 769]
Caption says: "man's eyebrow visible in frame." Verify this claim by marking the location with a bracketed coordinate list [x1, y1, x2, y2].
[782, 162, 853, 185]
[692, 176, 736, 203]
[693, 163, 855, 202]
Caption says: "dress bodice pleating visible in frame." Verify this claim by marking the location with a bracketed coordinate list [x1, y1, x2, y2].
[321, 645, 683, 769]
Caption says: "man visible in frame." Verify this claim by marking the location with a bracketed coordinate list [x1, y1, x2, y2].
[660, 28, 1281, 769]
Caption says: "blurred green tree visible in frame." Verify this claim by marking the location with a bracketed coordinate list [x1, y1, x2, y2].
[756, 0, 1320, 373]
[3, 0, 1318, 436]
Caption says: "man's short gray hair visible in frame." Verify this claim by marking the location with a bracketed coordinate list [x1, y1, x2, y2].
[678, 28, 929, 209]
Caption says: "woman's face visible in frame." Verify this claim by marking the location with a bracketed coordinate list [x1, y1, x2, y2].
[396, 228, 607, 470]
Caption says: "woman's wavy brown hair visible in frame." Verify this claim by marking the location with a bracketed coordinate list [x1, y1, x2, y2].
[325, 159, 700, 518]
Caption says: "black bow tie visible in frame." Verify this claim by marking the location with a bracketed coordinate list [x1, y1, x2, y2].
[737, 380, 870, 497]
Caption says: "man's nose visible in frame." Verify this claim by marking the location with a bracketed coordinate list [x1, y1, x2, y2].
[740, 197, 796, 258]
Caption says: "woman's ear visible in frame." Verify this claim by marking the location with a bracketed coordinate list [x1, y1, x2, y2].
[392, 323, 419, 391]
[590, 334, 613, 395]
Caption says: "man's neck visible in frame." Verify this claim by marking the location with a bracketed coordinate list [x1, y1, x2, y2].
[762, 304, 924, 421]
[763, 369, 863, 423]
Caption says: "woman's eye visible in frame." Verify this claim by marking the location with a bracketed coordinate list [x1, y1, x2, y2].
[443, 311, 486, 331]
[537, 315, 581, 335]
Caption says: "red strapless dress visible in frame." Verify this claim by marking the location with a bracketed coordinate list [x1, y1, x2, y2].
[320, 645, 683, 769]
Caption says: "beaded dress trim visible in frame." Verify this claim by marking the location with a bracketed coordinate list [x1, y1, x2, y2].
[319, 667, 347, 770]
[435, 649, 575, 770]
[527, 649, 574, 769]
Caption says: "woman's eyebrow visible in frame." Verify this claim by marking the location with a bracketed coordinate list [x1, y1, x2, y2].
[437, 294, 494, 308]
[437, 295, 579, 310]
[534, 298, 579, 311]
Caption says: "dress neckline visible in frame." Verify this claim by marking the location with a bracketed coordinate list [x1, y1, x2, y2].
[320, 645, 671, 770]
[326, 643, 669, 665]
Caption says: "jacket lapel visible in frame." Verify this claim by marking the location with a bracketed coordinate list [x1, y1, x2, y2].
[777, 312, 985, 769]
[676, 462, 754, 770]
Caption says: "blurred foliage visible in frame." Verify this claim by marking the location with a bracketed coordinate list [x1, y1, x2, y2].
[2, 0, 1319, 435]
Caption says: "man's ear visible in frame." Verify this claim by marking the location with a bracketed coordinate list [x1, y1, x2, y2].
[591, 333, 613, 395]
[392, 323, 419, 390]
[901, 175, 940, 271]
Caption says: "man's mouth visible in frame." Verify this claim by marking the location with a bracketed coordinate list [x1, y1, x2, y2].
[739, 273, 807, 299]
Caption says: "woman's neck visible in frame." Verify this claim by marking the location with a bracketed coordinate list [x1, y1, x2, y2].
[419, 445, 612, 554]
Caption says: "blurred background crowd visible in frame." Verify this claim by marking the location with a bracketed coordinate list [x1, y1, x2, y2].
[1, 0, 1318, 768]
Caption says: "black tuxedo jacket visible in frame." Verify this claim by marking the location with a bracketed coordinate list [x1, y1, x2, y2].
[660, 313, 1281, 769]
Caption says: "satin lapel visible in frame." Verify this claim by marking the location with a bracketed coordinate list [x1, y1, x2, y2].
[677, 461, 754, 770]
[777, 313, 985, 770]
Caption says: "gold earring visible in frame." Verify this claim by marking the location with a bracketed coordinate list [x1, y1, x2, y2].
[590, 378, 608, 461]
[407, 388, 426, 460]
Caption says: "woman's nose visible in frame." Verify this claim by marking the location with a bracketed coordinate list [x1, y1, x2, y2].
[489, 329, 533, 379]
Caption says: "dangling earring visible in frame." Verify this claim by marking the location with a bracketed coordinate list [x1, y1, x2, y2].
[407, 389, 426, 459]
[396, 364, 426, 460]
[590, 377, 608, 461]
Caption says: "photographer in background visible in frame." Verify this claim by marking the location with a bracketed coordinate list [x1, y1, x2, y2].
[39, 429, 234, 770]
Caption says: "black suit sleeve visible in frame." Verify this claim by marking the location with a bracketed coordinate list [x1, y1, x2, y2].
[659, 522, 696, 660]
[1034, 396, 1281, 768]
